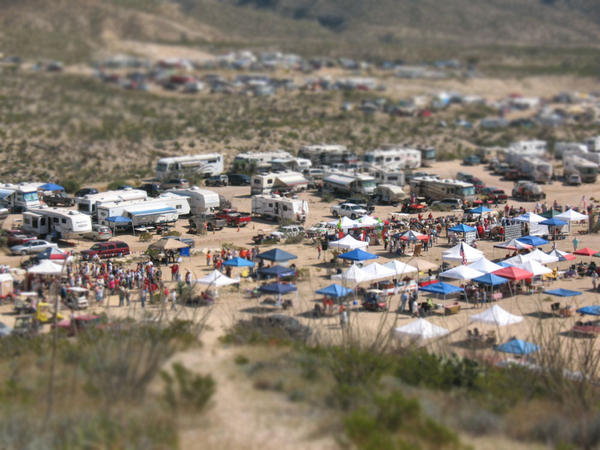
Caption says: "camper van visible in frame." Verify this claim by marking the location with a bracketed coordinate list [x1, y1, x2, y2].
[250, 172, 308, 195]
[298, 144, 358, 166]
[363, 146, 421, 170]
[372, 169, 406, 187]
[167, 187, 220, 215]
[251, 194, 309, 223]
[0, 183, 42, 212]
[563, 153, 599, 183]
[23, 207, 92, 239]
[96, 193, 190, 226]
[374, 185, 407, 205]
[322, 173, 376, 197]
[155, 153, 224, 180]
[410, 177, 476, 203]
[76, 189, 148, 218]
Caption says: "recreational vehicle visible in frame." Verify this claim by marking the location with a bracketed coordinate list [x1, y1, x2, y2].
[96, 193, 191, 226]
[76, 189, 148, 217]
[585, 136, 600, 153]
[409, 177, 476, 203]
[297, 144, 358, 166]
[155, 153, 224, 180]
[322, 173, 376, 197]
[233, 150, 293, 171]
[23, 207, 92, 239]
[168, 187, 220, 215]
[371, 169, 406, 187]
[563, 153, 599, 183]
[270, 157, 312, 172]
[0, 183, 42, 212]
[519, 157, 553, 184]
[363, 146, 421, 170]
[554, 142, 588, 159]
[374, 185, 407, 205]
[250, 172, 308, 195]
[251, 194, 309, 223]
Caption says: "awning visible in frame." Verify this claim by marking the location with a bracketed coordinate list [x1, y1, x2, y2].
[127, 207, 177, 217]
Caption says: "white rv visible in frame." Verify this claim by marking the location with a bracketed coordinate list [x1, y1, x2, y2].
[76, 189, 148, 217]
[322, 173, 376, 197]
[251, 194, 309, 223]
[363, 146, 421, 170]
[23, 207, 92, 238]
[503, 142, 548, 167]
[410, 176, 476, 203]
[270, 157, 312, 172]
[233, 150, 293, 171]
[155, 153, 224, 179]
[585, 136, 600, 153]
[250, 171, 308, 195]
[0, 183, 42, 212]
[96, 193, 191, 226]
[554, 142, 588, 159]
[563, 153, 599, 183]
[519, 157, 553, 184]
[168, 187, 220, 215]
[371, 169, 406, 187]
[297, 144, 358, 166]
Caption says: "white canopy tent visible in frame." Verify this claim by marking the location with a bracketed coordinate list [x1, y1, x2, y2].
[395, 318, 450, 340]
[527, 248, 559, 264]
[467, 257, 504, 274]
[27, 260, 63, 275]
[440, 265, 484, 281]
[327, 216, 358, 231]
[514, 212, 547, 223]
[513, 260, 552, 276]
[556, 209, 588, 233]
[383, 260, 418, 276]
[442, 242, 484, 263]
[362, 262, 397, 281]
[328, 234, 368, 250]
[470, 305, 524, 326]
[355, 215, 379, 227]
[495, 238, 533, 251]
[332, 264, 370, 284]
[195, 270, 240, 287]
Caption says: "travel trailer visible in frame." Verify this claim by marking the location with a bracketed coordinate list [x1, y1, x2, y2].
[297, 144, 358, 166]
[322, 173, 376, 197]
[518, 157, 553, 184]
[250, 171, 308, 195]
[251, 194, 309, 223]
[563, 153, 599, 183]
[23, 207, 92, 239]
[76, 189, 148, 217]
[0, 183, 42, 212]
[371, 169, 406, 187]
[585, 136, 600, 153]
[409, 176, 476, 203]
[232, 150, 293, 171]
[168, 187, 220, 215]
[270, 157, 312, 172]
[96, 193, 190, 226]
[374, 185, 407, 205]
[155, 153, 224, 179]
[363, 146, 421, 170]
[554, 142, 588, 159]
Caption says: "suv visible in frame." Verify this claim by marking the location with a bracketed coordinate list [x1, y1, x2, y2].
[270, 225, 305, 242]
[431, 198, 463, 210]
[205, 175, 229, 187]
[161, 178, 189, 190]
[138, 183, 163, 197]
[80, 241, 130, 260]
[75, 187, 99, 198]
[227, 174, 251, 186]
[43, 191, 75, 207]
[82, 224, 112, 241]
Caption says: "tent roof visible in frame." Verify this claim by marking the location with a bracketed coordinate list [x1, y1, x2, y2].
[494, 238, 533, 251]
[106, 216, 132, 223]
[258, 265, 295, 277]
[332, 264, 370, 284]
[338, 248, 378, 261]
[574, 247, 597, 256]
[470, 305, 523, 326]
[469, 205, 493, 214]
[259, 282, 297, 294]
[546, 248, 576, 261]
[473, 273, 509, 286]
[440, 265, 483, 281]
[448, 224, 477, 233]
[355, 215, 380, 227]
[394, 318, 449, 340]
[39, 183, 64, 191]
[493, 266, 534, 280]
[513, 260, 552, 276]
[419, 281, 463, 295]
[496, 338, 539, 355]
[514, 212, 546, 224]
[329, 234, 368, 250]
[397, 230, 429, 241]
[383, 260, 418, 275]
[316, 284, 353, 298]
[540, 217, 568, 227]
[577, 305, 600, 316]
[544, 288, 582, 297]
[362, 262, 397, 281]
[257, 248, 297, 262]
[27, 260, 63, 275]
[150, 238, 189, 250]
[195, 270, 239, 287]
[327, 216, 358, 229]
[556, 209, 588, 221]
[516, 235, 549, 247]
[222, 256, 255, 267]
[442, 241, 483, 263]
[467, 257, 503, 274]
[527, 248, 559, 264]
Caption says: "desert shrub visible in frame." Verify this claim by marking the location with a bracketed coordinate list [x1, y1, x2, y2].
[60, 179, 80, 193]
[161, 362, 215, 412]
[321, 191, 335, 203]
[284, 234, 304, 245]
[139, 232, 153, 242]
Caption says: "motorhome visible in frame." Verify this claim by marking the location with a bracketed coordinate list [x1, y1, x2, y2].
[23, 207, 92, 239]
[96, 193, 190, 226]
[297, 144, 358, 166]
[168, 187, 220, 215]
[554, 142, 588, 159]
[155, 153, 224, 180]
[363, 146, 421, 170]
[585, 136, 600, 153]
[270, 157, 312, 172]
[409, 176, 476, 203]
[563, 153, 599, 183]
[251, 194, 309, 223]
[76, 189, 148, 217]
[503, 142, 548, 167]
[371, 169, 406, 187]
[322, 173, 376, 197]
[232, 150, 293, 172]
[419, 147, 436, 165]
[0, 183, 42, 212]
[518, 157, 553, 184]
[250, 171, 308, 195]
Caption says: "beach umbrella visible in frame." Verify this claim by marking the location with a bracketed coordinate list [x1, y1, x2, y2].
[39, 183, 64, 191]
[470, 304, 523, 326]
[195, 270, 240, 287]
[259, 282, 297, 295]
[546, 248, 576, 262]
[362, 262, 397, 281]
[223, 257, 255, 267]
[419, 281, 463, 296]
[493, 266, 534, 281]
[440, 265, 484, 281]
[540, 218, 568, 227]
[257, 248, 297, 262]
[516, 235, 549, 247]
[574, 248, 597, 257]
[394, 319, 449, 340]
[328, 234, 368, 250]
[258, 265, 295, 278]
[316, 284, 353, 298]
[495, 338, 539, 355]
[27, 260, 64, 275]
[338, 248, 378, 262]
[473, 273, 509, 286]
[544, 288, 582, 297]
[383, 260, 418, 276]
[448, 224, 477, 233]
[332, 264, 371, 284]
[494, 239, 533, 251]
[577, 305, 600, 316]
[467, 257, 503, 274]
[469, 205, 493, 215]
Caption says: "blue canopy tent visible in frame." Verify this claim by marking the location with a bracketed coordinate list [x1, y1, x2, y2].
[338, 248, 378, 262]
[259, 282, 297, 295]
[473, 273, 509, 286]
[39, 183, 64, 191]
[544, 288, 582, 298]
[516, 235, 549, 247]
[223, 257, 255, 267]
[449, 224, 477, 233]
[316, 283, 353, 298]
[106, 215, 133, 234]
[257, 248, 297, 262]
[540, 218, 568, 227]
[576, 306, 600, 316]
[469, 206, 493, 215]
[259, 265, 296, 279]
[419, 282, 463, 295]
[495, 338, 539, 355]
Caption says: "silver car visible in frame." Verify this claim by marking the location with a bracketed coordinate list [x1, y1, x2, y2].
[83, 224, 113, 241]
[10, 240, 58, 255]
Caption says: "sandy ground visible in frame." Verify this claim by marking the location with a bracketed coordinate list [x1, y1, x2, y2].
[1, 160, 599, 448]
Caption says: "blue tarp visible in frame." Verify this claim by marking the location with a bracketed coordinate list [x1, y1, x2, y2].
[496, 338, 539, 355]
[469, 206, 493, 214]
[577, 305, 600, 316]
[338, 248, 378, 261]
[419, 282, 463, 295]
[127, 207, 177, 216]
[223, 256, 255, 267]
[540, 218, 568, 227]
[517, 235, 549, 247]
[259, 282, 297, 295]
[179, 247, 190, 257]
[257, 248, 297, 262]
[39, 183, 64, 191]
[316, 284, 353, 298]
[259, 265, 295, 277]
[106, 216, 132, 223]
[544, 288, 582, 297]
[472, 273, 509, 286]
[449, 224, 477, 233]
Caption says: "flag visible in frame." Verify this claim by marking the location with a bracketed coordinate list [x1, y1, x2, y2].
[460, 243, 466, 265]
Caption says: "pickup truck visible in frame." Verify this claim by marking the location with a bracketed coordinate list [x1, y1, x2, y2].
[189, 213, 227, 232]
[43, 192, 75, 207]
[480, 187, 508, 203]
[330, 203, 368, 219]
[215, 209, 252, 227]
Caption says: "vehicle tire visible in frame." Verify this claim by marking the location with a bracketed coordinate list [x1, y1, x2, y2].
[333, 211, 339, 217]
[350, 214, 356, 220]
[20, 250, 27, 256]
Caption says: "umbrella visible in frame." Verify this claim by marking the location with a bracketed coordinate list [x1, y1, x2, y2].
[574, 248, 597, 257]
[469, 205, 493, 214]
[412, 259, 438, 272]
[494, 238, 534, 251]
[473, 273, 509, 286]
[546, 248, 576, 261]
[440, 265, 484, 281]
[338, 248, 378, 262]
[27, 260, 63, 275]
[544, 288, 582, 297]
[467, 257, 503, 274]
[419, 281, 463, 295]
[195, 270, 240, 287]
[316, 284, 353, 298]
[328, 235, 368, 250]
[496, 338, 539, 355]
[383, 260, 418, 276]
[540, 218, 568, 227]
[577, 305, 600, 316]
[448, 224, 477, 233]
[259, 282, 297, 295]
[223, 257, 255, 267]
[470, 305, 523, 326]
[493, 266, 534, 280]
[362, 262, 397, 281]
[39, 183, 64, 191]
[516, 235, 549, 247]
[394, 319, 449, 340]
[257, 248, 297, 262]
[259, 265, 295, 278]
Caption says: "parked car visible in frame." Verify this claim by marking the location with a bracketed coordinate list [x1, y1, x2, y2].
[138, 183, 163, 197]
[205, 175, 229, 187]
[75, 187, 99, 198]
[270, 225, 305, 242]
[11, 240, 58, 255]
[82, 224, 112, 241]
[188, 213, 226, 232]
[161, 178, 189, 190]
[43, 191, 75, 207]
[330, 203, 368, 219]
[462, 155, 481, 166]
[215, 209, 252, 227]
[80, 241, 130, 260]
[345, 198, 375, 214]
[479, 187, 508, 203]
[5, 230, 36, 247]
[227, 174, 251, 186]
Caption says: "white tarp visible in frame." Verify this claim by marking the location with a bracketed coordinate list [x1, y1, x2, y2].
[383, 260, 418, 276]
[395, 318, 450, 340]
[195, 270, 239, 287]
[440, 265, 484, 281]
[470, 305, 524, 326]
[332, 264, 370, 284]
[442, 242, 483, 263]
[467, 257, 503, 274]
[328, 234, 368, 250]
[362, 262, 397, 281]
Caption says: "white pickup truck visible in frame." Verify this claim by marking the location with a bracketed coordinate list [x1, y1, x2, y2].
[330, 203, 368, 219]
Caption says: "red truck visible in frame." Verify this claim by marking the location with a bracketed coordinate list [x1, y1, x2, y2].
[215, 209, 252, 227]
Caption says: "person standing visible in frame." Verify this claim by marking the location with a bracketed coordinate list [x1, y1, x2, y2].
[317, 243, 322, 260]
[140, 288, 147, 308]
[593, 271, 598, 291]
[400, 291, 408, 313]
[185, 270, 191, 286]
[573, 237, 579, 252]
[170, 289, 177, 311]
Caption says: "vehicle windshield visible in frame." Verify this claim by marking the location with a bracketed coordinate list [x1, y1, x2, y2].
[23, 192, 39, 202]
[156, 163, 169, 172]
[361, 180, 376, 189]
[462, 186, 475, 197]
[91, 244, 100, 250]
[363, 154, 374, 163]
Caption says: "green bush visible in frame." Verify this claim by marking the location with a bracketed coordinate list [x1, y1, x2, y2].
[60, 179, 80, 193]
[161, 362, 215, 412]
